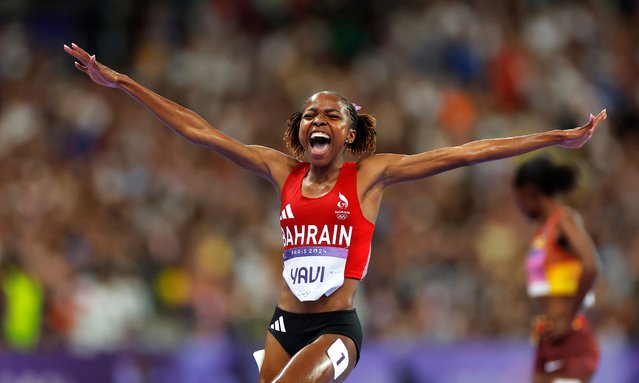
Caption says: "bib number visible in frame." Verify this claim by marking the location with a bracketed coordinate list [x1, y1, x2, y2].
[283, 246, 347, 301]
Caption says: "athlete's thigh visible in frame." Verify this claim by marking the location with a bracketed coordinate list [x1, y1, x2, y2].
[272, 334, 357, 383]
[259, 332, 291, 383]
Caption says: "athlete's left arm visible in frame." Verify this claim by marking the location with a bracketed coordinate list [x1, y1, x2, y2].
[362, 110, 606, 188]
[558, 210, 601, 318]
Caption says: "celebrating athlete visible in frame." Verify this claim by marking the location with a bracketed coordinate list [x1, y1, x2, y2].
[64, 43, 606, 383]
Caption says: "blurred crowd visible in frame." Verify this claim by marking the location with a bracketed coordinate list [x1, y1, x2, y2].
[0, 0, 637, 358]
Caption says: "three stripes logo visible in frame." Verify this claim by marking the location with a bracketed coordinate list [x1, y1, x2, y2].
[269, 316, 286, 333]
[280, 204, 295, 221]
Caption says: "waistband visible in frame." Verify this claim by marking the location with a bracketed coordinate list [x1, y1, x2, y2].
[531, 314, 587, 342]
[275, 306, 357, 318]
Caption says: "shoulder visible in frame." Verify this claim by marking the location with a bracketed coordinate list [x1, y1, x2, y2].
[249, 145, 301, 190]
[355, 153, 402, 176]
[559, 206, 582, 223]
[250, 145, 299, 165]
[283, 161, 309, 186]
[291, 161, 309, 174]
[356, 153, 400, 167]
[355, 153, 405, 189]
[557, 206, 586, 232]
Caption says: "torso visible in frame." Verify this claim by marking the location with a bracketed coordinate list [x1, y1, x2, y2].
[278, 278, 359, 313]
[277, 161, 377, 313]
[526, 207, 584, 325]
[533, 295, 574, 322]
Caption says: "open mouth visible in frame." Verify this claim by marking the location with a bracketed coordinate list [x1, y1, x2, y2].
[309, 131, 332, 156]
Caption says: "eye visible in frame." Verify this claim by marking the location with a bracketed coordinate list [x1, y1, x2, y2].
[303, 113, 315, 120]
[328, 114, 341, 120]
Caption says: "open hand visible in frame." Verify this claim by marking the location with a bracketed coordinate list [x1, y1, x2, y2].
[63, 43, 120, 88]
[560, 109, 607, 149]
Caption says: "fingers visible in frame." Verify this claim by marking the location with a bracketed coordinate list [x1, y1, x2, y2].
[63, 43, 91, 65]
[74, 61, 88, 74]
[598, 108, 607, 122]
[583, 109, 607, 129]
[64, 44, 86, 64]
[71, 43, 91, 58]
[591, 109, 607, 127]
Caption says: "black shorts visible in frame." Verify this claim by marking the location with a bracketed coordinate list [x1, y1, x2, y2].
[267, 306, 363, 364]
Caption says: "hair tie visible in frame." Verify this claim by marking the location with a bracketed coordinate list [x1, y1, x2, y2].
[352, 103, 362, 112]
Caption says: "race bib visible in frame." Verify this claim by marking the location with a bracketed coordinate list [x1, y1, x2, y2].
[283, 246, 347, 301]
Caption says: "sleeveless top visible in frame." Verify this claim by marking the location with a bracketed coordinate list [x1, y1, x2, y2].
[279, 162, 375, 302]
[526, 208, 583, 298]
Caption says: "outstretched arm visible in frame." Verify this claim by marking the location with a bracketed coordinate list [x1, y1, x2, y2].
[362, 110, 606, 188]
[63, 43, 296, 188]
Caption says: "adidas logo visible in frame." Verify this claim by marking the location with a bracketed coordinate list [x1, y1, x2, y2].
[280, 204, 295, 221]
[269, 316, 286, 333]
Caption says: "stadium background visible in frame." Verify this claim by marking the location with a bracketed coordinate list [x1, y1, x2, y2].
[0, 0, 638, 381]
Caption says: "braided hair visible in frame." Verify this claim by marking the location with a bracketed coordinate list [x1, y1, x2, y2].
[514, 156, 578, 196]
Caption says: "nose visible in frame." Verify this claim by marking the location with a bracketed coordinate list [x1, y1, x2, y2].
[312, 116, 327, 127]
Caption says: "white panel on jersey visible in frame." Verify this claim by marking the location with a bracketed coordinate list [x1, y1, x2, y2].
[527, 281, 551, 297]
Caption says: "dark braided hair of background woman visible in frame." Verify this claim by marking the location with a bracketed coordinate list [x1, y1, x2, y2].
[514, 156, 578, 196]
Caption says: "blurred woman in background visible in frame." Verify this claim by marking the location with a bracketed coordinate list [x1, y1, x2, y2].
[514, 157, 600, 383]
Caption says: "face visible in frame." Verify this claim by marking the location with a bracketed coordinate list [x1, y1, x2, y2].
[299, 92, 356, 166]
[514, 184, 543, 220]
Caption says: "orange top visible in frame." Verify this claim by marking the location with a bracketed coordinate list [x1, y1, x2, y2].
[526, 208, 582, 298]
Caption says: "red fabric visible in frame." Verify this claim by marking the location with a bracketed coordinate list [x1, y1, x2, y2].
[280, 162, 375, 280]
[539, 208, 577, 267]
[534, 321, 599, 381]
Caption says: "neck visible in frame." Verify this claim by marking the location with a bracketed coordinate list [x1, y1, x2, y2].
[539, 198, 561, 222]
[307, 159, 345, 183]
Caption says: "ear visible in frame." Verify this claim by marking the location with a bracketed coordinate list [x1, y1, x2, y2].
[346, 129, 356, 144]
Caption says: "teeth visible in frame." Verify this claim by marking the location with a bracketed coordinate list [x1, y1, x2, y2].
[310, 132, 330, 139]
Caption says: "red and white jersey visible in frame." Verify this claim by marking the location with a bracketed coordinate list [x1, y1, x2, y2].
[279, 162, 375, 301]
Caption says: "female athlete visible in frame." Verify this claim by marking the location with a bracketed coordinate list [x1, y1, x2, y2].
[64, 43, 606, 383]
[514, 157, 601, 383]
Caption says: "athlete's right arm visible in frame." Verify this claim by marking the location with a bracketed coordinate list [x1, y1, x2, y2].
[63, 43, 296, 188]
